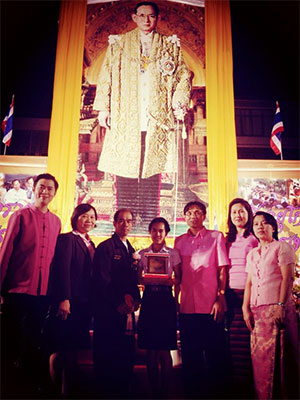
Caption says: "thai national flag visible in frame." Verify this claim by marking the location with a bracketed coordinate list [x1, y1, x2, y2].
[270, 101, 284, 156]
[2, 95, 14, 147]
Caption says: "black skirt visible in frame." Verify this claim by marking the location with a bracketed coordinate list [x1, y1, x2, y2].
[137, 286, 177, 350]
[43, 302, 92, 354]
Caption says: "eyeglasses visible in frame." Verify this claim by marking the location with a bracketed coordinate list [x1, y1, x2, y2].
[135, 13, 157, 19]
[185, 210, 204, 217]
[117, 219, 133, 224]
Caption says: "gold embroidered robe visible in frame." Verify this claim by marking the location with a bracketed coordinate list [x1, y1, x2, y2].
[94, 28, 191, 179]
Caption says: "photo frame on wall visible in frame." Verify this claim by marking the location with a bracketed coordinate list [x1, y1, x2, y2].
[0, 155, 47, 245]
[77, 0, 206, 236]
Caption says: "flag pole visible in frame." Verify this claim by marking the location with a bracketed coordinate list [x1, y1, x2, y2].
[270, 100, 284, 160]
[1, 94, 14, 154]
[277, 100, 283, 161]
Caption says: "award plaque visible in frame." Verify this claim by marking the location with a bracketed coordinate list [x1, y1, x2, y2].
[144, 253, 169, 278]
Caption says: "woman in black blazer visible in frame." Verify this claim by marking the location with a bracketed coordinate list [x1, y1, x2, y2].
[46, 203, 97, 395]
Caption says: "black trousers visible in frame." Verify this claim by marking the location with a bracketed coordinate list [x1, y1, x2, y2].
[179, 313, 230, 399]
[93, 313, 135, 399]
[1, 293, 50, 398]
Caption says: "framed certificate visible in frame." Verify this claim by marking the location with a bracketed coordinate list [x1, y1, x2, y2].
[144, 253, 169, 278]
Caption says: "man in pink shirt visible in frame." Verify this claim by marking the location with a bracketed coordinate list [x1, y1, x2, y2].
[175, 201, 229, 399]
[0, 173, 61, 398]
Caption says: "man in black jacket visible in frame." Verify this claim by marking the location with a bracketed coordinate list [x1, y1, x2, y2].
[92, 209, 140, 398]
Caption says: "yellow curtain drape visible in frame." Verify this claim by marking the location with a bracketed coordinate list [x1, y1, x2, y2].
[47, 0, 87, 231]
[205, 0, 238, 233]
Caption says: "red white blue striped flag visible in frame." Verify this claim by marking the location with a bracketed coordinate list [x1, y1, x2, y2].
[270, 101, 284, 156]
[2, 95, 14, 147]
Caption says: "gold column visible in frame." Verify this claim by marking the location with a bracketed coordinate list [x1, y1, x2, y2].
[47, 0, 87, 230]
[205, 0, 238, 232]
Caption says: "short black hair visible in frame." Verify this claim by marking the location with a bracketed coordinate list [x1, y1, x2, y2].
[183, 201, 206, 215]
[134, 2, 159, 16]
[113, 208, 134, 222]
[253, 211, 279, 241]
[34, 173, 59, 192]
[71, 203, 97, 231]
[148, 217, 170, 234]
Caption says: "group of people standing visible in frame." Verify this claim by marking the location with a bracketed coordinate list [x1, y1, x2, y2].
[1, 2, 298, 399]
[0, 173, 298, 399]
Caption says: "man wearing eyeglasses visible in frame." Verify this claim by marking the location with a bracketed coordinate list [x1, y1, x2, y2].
[93, 2, 191, 229]
[174, 201, 230, 399]
[92, 209, 140, 398]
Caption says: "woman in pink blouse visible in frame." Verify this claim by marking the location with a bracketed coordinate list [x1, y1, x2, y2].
[243, 211, 299, 399]
[226, 198, 258, 397]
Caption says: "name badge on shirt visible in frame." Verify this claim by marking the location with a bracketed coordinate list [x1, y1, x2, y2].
[114, 254, 122, 260]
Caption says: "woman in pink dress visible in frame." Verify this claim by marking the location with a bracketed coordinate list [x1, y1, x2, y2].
[243, 211, 299, 399]
[226, 198, 258, 398]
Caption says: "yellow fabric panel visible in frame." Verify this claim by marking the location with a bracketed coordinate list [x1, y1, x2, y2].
[205, 0, 238, 233]
[47, 0, 87, 231]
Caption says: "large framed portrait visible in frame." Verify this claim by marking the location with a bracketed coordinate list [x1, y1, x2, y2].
[77, 0, 206, 237]
[144, 252, 170, 278]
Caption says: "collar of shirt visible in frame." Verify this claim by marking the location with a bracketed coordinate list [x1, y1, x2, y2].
[187, 226, 207, 240]
[256, 239, 275, 254]
[122, 240, 129, 251]
[31, 204, 49, 216]
[72, 230, 92, 247]
[72, 230, 95, 261]
[139, 31, 153, 58]
[112, 232, 134, 255]
[145, 244, 169, 254]
[139, 30, 154, 44]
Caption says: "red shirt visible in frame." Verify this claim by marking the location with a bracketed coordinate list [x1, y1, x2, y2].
[0, 205, 61, 296]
